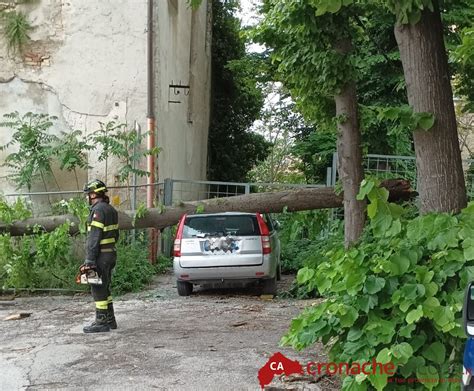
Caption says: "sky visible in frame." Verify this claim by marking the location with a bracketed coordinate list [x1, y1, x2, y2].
[236, 0, 261, 27]
[236, 0, 265, 53]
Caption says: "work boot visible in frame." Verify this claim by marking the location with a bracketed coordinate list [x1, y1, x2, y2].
[107, 302, 117, 330]
[83, 309, 110, 333]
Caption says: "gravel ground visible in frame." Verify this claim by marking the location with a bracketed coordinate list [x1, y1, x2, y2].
[0, 273, 339, 391]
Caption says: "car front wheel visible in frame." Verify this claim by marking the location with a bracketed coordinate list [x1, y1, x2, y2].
[177, 281, 193, 296]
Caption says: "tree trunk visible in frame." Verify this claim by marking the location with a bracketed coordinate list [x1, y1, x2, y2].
[0, 187, 343, 236]
[394, 2, 467, 214]
[334, 38, 366, 248]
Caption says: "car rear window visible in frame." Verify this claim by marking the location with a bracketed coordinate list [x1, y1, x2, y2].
[183, 215, 260, 238]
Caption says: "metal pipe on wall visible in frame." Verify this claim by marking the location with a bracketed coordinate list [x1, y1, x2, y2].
[147, 0, 158, 263]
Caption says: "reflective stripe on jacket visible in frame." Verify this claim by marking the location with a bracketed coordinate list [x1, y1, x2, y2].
[86, 200, 119, 261]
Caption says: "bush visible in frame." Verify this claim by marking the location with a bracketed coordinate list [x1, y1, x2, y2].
[111, 234, 156, 296]
[155, 254, 173, 275]
[0, 223, 83, 291]
[282, 180, 472, 390]
[277, 209, 337, 273]
[0, 197, 158, 294]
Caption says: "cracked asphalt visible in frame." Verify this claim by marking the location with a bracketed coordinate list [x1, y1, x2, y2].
[0, 273, 334, 391]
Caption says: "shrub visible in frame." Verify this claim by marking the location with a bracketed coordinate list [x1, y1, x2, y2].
[277, 209, 337, 273]
[282, 180, 472, 390]
[0, 223, 83, 291]
[0, 198, 158, 294]
[111, 234, 156, 296]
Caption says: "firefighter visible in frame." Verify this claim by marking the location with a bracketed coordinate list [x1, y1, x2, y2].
[82, 179, 119, 333]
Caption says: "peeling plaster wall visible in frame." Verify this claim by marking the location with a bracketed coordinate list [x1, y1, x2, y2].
[0, 0, 211, 200]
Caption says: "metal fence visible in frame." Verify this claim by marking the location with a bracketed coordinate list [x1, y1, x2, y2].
[329, 152, 474, 201]
[3, 183, 164, 217]
[3, 153, 474, 222]
[163, 178, 326, 206]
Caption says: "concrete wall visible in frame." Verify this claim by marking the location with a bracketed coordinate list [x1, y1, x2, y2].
[0, 0, 211, 200]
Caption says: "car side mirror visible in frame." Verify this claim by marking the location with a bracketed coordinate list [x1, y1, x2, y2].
[464, 282, 474, 337]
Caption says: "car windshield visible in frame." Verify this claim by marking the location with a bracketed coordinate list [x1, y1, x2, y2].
[183, 215, 259, 238]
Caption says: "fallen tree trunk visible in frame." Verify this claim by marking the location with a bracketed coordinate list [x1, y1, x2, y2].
[0, 187, 343, 236]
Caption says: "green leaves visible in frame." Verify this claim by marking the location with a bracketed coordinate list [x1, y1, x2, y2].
[463, 238, 474, 261]
[406, 305, 423, 324]
[422, 342, 446, 365]
[3, 11, 32, 53]
[0, 197, 32, 224]
[388, 253, 410, 276]
[281, 180, 474, 389]
[386, 0, 434, 25]
[297, 267, 315, 284]
[90, 121, 160, 183]
[456, 28, 474, 66]
[364, 276, 385, 294]
[416, 112, 435, 130]
[0, 112, 60, 191]
[391, 342, 413, 365]
[377, 105, 435, 131]
[416, 366, 439, 390]
[432, 306, 455, 329]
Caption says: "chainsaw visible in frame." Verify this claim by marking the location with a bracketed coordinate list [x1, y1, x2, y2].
[75, 264, 102, 285]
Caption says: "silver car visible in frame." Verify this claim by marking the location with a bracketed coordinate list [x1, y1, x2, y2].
[173, 212, 281, 296]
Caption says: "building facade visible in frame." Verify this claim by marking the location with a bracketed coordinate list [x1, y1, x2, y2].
[0, 0, 211, 198]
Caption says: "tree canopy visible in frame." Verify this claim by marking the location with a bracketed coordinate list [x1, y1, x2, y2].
[207, 0, 270, 182]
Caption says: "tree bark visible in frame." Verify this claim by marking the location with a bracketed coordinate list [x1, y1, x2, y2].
[394, 2, 467, 214]
[0, 187, 343, 236]
[334, 38, 366, 248]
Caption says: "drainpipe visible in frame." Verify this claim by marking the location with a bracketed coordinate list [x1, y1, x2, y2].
[131, 121, 141, 243]
[147, 0, 157, 263]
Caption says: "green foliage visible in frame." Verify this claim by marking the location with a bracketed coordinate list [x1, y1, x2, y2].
[52, 197, 89, 233]
[2, 11, 31, 52]
[249, 85, 308, 184]
[0, 197, 157, 294]
[0, 115, 160, 193]
[155, 254, 173, 275]
[0, 196, 31, 224]
[253, 0, 413, 175]
[0, 112, 59, 191]
[456, 28, 474, 65]
[282, 179, 473, 390]
[132, 202, 148, 227]
[281, 227, 344, 299]
[292, 130, 337, 183]
[112, 235, 156, 296]
[55, 130, 92, 189]
[386, 0, 433, 25]
[253, 0, 355, 118]
[89, 121, 160, 183]
[377, 106, 435, 131]
[207, 0, 270, 182]
[0, 223, 83, 290]
[186, 0, 202, 10]
[278, 209, 336, 273]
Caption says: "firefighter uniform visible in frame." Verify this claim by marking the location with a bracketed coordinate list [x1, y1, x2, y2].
[82, 180, 119, 333]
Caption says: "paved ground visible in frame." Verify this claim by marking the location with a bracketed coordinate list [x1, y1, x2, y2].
[0, 273, 337, 391]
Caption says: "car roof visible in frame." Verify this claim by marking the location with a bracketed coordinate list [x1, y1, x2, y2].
[186, 212, 259, 218]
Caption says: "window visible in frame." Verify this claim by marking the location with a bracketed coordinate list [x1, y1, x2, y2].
[183, 215, 259, 238]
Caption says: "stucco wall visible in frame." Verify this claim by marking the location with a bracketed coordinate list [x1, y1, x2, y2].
[0, 0, 211, 199]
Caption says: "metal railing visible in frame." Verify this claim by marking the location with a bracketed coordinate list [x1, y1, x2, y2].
[2, 183, 164, 217]
[163, 178, 326, 206]
[329, 152, 474, 200]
